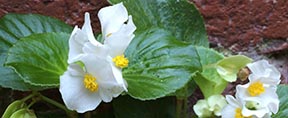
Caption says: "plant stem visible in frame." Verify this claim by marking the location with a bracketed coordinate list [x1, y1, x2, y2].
[176, 98, 188, 118]
[21, 93, 36, 102]
[38, 93, 78, 118]
[27, 99, 37, 108]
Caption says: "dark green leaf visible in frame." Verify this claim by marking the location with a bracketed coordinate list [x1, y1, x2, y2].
[113, 95, 176, 118]
[272, 85, 288, 117]
[5, 33, 69, 87]
[109, 0, 208, 46]
[0, 13, 72, 90]
[123, 28, 201, 100]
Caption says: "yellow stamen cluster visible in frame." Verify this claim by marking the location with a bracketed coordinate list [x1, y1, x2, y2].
[235, 108, 252, 118]
[112, 55, 129, 68]
[248, 81, 265, 96]
[83, 74, 98, 92]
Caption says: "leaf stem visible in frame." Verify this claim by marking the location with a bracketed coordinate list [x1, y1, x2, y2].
[21, 92, 36, 102]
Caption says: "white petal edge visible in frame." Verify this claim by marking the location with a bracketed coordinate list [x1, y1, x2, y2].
[221, 105, 237, 118]
[109, 60, 128, 92]
[83, 12, 101, 46]
[225, 95, 241, 108]
[98, 2, 128, 37]
[68, 26, 86, 64]
[104, 15, 136, 57]
[247, 60, 281, 82]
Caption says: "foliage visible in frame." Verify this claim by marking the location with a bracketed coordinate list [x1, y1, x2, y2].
[0, 13, 72, 91]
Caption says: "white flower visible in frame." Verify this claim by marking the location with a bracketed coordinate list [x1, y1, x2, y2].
[236, 60, 280, 115]
[60, 3, 136, 113]
[221, 95, 271, 118]
[222, 60, 280, 118]
[193, 95, 227, 117]
[246, 60, 281, 85]
[236, 78, 279, 114]
[60, 64, 125, 113]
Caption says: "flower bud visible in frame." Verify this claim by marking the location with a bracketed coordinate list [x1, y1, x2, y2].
[2, 100, 26, 118]
[9, 108, 37, 118]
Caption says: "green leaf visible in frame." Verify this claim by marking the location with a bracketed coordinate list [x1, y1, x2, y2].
[5, 32, 69, 87]
[0, 13, 72, 90]
[194, 73, 227, 98]
[123, 28, 201, 100]
[113, 95, 176, 118]
[272, 85, 288, 117]
[193, 47, 227, 98]
[2, 100, 26, 118]
[109, 0, 208, 47]
[216, 55, 253, 82]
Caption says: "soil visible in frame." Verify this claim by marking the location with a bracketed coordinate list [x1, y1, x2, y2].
[0, 0, 287, 117]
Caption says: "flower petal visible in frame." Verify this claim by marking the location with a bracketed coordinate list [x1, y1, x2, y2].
[59, 64, 102, 113]
[104, 16, 136, 57]
[258, 87, 279, 113]
[82, 42, 107, 57]
[80, 54, 125, 102]
[109, 61, 128, 91]
[248, 74, 280, 86]
[82, 12, 101, 46]
[68, 26, 87, 64]
[225, 95, 241, 108]
[221, 105, 237, 118]
[247, 60, 281, 83]
[68, 13, 101, 64]
[98, 2, 128, 37]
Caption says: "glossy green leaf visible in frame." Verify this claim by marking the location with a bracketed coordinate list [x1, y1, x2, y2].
[0, 13, 72, 91]
[5, 33, 69, 87]
[109, 0, 208, 47]
[193, 47, 227, 98]
[216, 55, 253, 82]
[123, 28, 201, 100]
[272, 85, 288, 117]
[113, 95, 176, 118]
